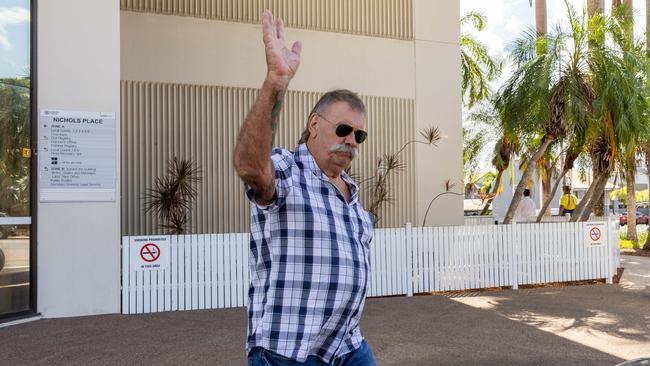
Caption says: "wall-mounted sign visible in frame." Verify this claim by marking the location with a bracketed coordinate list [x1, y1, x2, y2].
[130, 236, 170, 271]
[38, 109, 116, 202]
[584, 222, 607, 246]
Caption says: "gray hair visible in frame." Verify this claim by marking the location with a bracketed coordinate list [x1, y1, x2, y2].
[298, 89, 366, 144]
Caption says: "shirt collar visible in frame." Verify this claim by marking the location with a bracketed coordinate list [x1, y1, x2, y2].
[294, 144, 360, 201]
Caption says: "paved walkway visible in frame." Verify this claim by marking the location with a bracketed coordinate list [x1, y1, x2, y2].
[0, 256, 648, 365]
[619, 255, 650, 290]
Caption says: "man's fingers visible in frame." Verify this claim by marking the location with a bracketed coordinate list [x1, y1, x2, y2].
[268, 10, 278, 39]
[262, 10, 276, 44]
[291, 41, 302, 57]
[276, 17, 285, 41]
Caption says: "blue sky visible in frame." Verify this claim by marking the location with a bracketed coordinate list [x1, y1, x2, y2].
[0, 0, 30, 78]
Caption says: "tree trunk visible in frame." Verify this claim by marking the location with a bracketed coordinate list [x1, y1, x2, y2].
[626, 168, 638, 243]
[594, 190, 606, 216]
[591, 152, 606, 217]
[579, 173, 610, 221]
[588, 0, 605, 17]
[536, 168, 569, 222]
[644, 0, 650, 250]
[643, 144, 650, 250]
[541, 160, 552, 216]
[480, 168, 504, 216]
[614, 0, 634, 19]
[571, 173, 603, 221]
[535, 0, 547, 36]
[503, 136, 553, 224]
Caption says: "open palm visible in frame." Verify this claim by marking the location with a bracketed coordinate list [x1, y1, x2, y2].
[262, 10, 302, 85]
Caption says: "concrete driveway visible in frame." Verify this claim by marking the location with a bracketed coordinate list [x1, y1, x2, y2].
[0, 255, 648, 365]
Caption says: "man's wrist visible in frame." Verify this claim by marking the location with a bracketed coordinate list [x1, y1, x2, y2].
[264, 74, 291, 91]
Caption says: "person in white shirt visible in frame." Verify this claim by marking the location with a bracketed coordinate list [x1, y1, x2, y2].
[515, 189, 536, 220]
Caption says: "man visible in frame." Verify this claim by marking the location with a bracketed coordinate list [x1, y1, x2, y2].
[559, 185, 578, 216]
[514, 188, 536, 220]
[233, 11, 377, 366]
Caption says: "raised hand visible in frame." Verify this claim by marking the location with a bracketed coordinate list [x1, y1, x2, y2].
[262, 10, 302, 88]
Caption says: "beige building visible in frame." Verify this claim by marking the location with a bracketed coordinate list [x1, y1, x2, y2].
[120, 0, 464, 236]
[1, 0, 461, 321]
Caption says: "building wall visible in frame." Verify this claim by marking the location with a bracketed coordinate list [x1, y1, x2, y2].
[120, 82, 416, 234]
[37, 0, 121, 317]
[120, 0, 462, 234]
[120, 0, 414, 40]
[413, 0, 463, 226]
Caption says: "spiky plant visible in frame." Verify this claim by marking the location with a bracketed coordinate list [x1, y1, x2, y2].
[144, 157, 202, 234]
[422, 179, 465, 227]
[361, 126, 442, 226]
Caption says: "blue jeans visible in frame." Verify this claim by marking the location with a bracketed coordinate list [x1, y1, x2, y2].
[248, 341, 377, 366]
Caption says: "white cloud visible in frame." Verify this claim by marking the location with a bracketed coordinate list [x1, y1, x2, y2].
[0, 7, 30, 49]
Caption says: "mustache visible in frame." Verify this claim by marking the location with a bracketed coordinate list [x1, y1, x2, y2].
[330, 143, 358, 159]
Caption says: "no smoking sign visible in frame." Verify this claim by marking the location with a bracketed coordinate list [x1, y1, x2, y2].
[130, 237, 169, 271]
[140, 243, 161, 262]
[584, 222, 607, 247]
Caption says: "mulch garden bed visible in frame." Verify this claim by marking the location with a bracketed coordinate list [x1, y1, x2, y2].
[621, 249, 650, 258]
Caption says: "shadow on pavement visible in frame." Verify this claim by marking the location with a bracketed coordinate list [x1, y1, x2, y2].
[362, 295, 624, 366]
[0, 294, 629, 366]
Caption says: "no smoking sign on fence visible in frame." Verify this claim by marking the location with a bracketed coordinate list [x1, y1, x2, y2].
[584, 222, 607, 247]
[140, 243, 160, 262]
[130, 237, 170, 271]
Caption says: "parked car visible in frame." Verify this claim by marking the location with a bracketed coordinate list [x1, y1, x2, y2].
[619, 211, 650, 226]
[636, 206, 649, 216]
[0, 212, 18, 240]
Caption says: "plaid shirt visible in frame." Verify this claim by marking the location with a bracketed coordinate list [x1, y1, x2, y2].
[245, 144, 373, 363]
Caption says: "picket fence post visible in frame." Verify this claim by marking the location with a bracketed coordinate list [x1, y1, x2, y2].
[405, 222, 413, 297]
[606, 216, 614, 284]
[509, 224, 519, 290]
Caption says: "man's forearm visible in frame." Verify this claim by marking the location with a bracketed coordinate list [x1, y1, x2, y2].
[234, 77, 287, 200]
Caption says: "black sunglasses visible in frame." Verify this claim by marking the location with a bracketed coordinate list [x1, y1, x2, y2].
[317, 114, 368, 144]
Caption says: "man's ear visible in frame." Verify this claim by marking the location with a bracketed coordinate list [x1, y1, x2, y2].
[308, 113, 319, 138]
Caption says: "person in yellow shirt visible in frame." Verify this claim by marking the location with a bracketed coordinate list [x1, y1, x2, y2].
[559, 185, 578, 216]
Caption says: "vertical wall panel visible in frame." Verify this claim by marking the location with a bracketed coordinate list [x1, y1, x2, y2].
[121, 81, 416, 235]
[121, 0, 414, 40]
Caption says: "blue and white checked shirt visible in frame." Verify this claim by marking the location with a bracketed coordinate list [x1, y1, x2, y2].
[245, 144, 374, 363]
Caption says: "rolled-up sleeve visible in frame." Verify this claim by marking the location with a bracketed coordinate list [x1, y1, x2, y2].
[245, 148, 294, 211]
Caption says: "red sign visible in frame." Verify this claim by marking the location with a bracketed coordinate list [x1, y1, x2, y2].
[140, 243, 161, 262]
[589, 227, 601, 241]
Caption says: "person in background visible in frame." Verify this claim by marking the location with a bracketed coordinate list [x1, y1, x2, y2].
[515, 188, 536, 220]
[559, 185, 578, 216]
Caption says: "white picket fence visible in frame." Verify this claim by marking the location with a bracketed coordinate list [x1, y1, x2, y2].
[464, 215, 614, 225]
[121, 220, 619, 314]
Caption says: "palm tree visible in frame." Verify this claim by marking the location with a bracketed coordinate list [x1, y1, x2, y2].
[619, 1, 638, 242]
[571, 8, 649, 221]
[532, 0, 548, 36]
[463, 126, 486, 194]
[643, 0, 650, 250]
[536, 139, 586, 222]
[621, 151, 639, 242]
[500, 4, 594, 224]
[461, 12, 502, 109]
[479, 136, 517, 216]
[517, 135, 561, 217]
[587, 0, 604, 17]
[462, 102, 516, 216]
